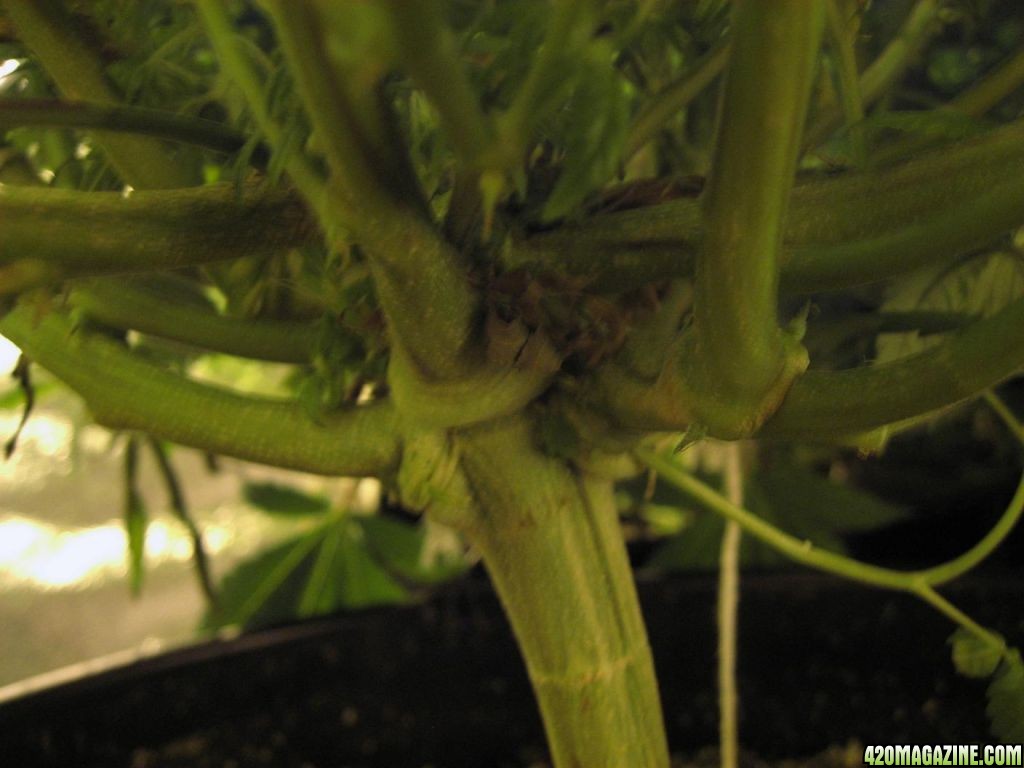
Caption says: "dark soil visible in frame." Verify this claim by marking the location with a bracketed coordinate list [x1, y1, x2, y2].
[2, 574, 1020, 768]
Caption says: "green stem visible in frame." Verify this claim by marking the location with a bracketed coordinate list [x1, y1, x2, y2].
[638, 448, 1024, 592]
[0, 99, 257, 158]
[782, 120, 1024, 290]
[0, 307, 401, 477]
[386, 333, 559, 430]
[682, 0, 822, 435]
[761, 297, 1024, 439]
[258, 1, 396, 218]
[457, 417, 669, 768]
[0, 182, 313, 291]
[804, 0, 943, 151]
[913, 471, 1024, 587]
[913, 585, 1007, 652]
[642, 448, 1016, 664]
[985, 390, 1024, 445]
[718, 444, 744, 768]
[69, 279, 318, 364]
[2, 0, 194, 189]
[593, 295, 1024, 440]
[825, 0, 867, 165]
[501, 0, 594, 153]
[623, 39, 731, 162]
[950, 45, 1024, 117]
[204, 1, 452, 373]
[194, 0, 332, 224]
[253, 1, 480, 380]
[385, 0, 492, 170]
[145, 436, 219, 611]
[859, 0, 941, 104]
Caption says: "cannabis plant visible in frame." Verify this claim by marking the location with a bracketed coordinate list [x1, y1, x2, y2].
[1, 1, 1023, 765]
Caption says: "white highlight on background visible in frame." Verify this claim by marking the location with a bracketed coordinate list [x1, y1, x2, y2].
[0, 515, 234, 591]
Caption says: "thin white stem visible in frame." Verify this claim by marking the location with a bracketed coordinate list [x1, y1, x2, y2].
[718, 442, 744, 768]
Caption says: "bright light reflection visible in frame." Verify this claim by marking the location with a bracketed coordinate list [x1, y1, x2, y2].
[0, 335, 19, 373]
[0, 411, 73, 485]
[0, 515, 233, 591]
[0, 59, 19, 79]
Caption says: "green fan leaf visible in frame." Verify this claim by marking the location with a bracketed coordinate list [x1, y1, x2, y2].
[242, 482, 331, 516]
[950, 627, 1004, 679]
[123, 438, 148, 596]
[329, 525, 410, 609]
[206, 527, 326, 629]
[124, 492, 148, 597]
[876, 251, 1024, 363]
[357, 515, 469, 586]
[987, 649, 1024, 743]
[645, 460, 908, 571]
[206, 516, 412, 630]
[753, 462, 910, 535]
[541, 41, 631, 222]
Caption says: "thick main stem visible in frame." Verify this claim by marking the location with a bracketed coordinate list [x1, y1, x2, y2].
[457, 417, 669, 768]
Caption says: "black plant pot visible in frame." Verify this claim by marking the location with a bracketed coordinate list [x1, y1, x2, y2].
[1, 573, 1020, 767]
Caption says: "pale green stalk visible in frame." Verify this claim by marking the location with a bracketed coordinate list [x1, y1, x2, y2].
[718, 444, 744, 768]
[513, 117, 1024, 294]
[256, 1, 480, 379]
[825, 0, 866, 165]
[624, 39, 731, 161]
[805, 0, 943, 150]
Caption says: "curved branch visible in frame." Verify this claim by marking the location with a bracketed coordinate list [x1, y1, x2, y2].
[0, 99, 266, 163]
[69, 279, 318, 364]
[0, 307, 401, 477]
[638, 446, 1023, 600]
[0, 181, 314, 292]
[589, 297, 1024, 440]
[759, 297, 1024, 440]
